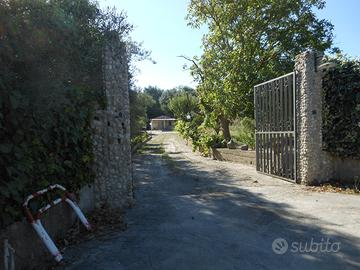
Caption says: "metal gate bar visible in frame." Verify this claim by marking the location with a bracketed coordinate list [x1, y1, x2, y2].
[254, 72, 296, 182]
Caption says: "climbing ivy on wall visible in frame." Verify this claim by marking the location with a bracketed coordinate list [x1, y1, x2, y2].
[0, 0, 134, 228]
[322, 59, 360, 159]
[0, 87, 96, 227]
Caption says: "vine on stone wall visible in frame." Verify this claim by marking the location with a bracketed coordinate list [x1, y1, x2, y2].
[322, 59, 360, 159]
[0, 0, 134, 228]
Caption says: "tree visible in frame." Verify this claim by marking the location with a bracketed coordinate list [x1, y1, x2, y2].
[143, 86, 164, 118]
[187, 0, 335, 141]
[130, 90, 155, 136]
[168, 92, 198, 120]
[159, 86, 195, 116]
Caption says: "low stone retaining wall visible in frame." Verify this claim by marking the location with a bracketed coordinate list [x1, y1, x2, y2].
[212, 148, 256, 167]
[0, 185, 94, 270]
[330, 156, 360, 183]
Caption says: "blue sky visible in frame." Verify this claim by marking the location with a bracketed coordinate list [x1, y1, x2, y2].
[99, 0, 360, 90]
[316, 0, 360, 57]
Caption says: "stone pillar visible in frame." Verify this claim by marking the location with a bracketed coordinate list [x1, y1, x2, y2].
[92, 34, 133, 208]
[295, 51, 333, 185]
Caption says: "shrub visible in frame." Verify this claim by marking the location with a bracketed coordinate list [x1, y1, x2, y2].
[175, 117, 224, 156]
[322, 58, 360, 159]
[131, 132, 150, 148]
[0, 0, 132, 227]
[192, 128, 224, 156]
[230, 117, 255, 149]
[130, 91, 155, 137]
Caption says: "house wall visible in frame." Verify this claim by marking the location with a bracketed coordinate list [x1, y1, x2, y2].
[151, 120, 175, 131]
[151, 120, 161, 130]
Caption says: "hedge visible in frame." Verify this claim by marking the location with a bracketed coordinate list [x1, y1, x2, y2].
[322, 60, 360, 159]
[0, 0, 131, 228]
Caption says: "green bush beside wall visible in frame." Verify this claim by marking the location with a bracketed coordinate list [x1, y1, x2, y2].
[0, 0, 131, 228]
[322, 60, 360, 159]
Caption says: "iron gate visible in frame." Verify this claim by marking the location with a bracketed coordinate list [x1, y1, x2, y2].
[254, 72, 296, 182]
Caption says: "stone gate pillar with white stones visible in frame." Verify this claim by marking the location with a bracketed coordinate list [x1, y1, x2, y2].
[92, 34, 133, 208]
[295, 51, 333, 185]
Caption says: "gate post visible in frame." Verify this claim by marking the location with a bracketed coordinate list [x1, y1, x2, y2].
[295, 51, 333, 184]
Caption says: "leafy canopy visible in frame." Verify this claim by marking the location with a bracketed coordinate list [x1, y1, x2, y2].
[160, 86, 195, 116]
[130, 90, 155, 136]
[168, 92, 198, 120]
[186, 0, 335, 123]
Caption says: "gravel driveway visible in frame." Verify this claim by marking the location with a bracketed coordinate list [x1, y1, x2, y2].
[61, 131, 360, 270]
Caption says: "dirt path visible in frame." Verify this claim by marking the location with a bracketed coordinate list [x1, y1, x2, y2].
[61, 132, 360, 270]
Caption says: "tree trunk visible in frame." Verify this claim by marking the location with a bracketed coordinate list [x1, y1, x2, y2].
[220, 116, 231, 142]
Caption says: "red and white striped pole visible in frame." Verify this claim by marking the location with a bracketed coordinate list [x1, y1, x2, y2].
[23, 184, 92, 262]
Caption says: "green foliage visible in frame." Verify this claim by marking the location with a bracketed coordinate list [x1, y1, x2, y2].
[191, 127, 224, 156]
[140, 85, 195, 119]
[0, 0, 134, 227]
[143, 86, 165, 118]
[186, 0, 335, 138]
[170, 87, 223, 156]
[0, 86, 96, 227]
[159, 88, 178, 116]
[131, 132, 150, 148]
[168, 92, 198, 120]
[230, 117, 255, 149]
[130, 90, 155, 137]
[160, 86, 195, 116]
[175, 117, 224, 157]
[322, 58, 360, 159]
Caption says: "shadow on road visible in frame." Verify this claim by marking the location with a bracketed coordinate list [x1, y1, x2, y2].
[63, 139, 360, 270]
[133, 143, 360, 270]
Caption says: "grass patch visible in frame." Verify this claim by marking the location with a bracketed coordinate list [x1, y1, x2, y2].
[141, 143, 165, 154]
[230, 117, 255, 149]
[139, 139, 179, 170]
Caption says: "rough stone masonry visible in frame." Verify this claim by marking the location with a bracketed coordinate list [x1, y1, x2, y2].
[92, 34, 133, 209]
[295, 51, 333, 184]
[294, 50, 360, 185]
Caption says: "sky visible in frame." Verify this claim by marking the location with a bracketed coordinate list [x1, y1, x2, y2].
[99, 0, 360, 90]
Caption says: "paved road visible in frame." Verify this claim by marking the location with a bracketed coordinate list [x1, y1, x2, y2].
[62, 132, 360, 270]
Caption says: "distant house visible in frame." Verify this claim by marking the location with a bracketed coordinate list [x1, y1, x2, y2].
[150, 115, 176, 131]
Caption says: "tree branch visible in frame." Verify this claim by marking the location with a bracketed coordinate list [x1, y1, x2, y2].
[177, 55, 204, 83]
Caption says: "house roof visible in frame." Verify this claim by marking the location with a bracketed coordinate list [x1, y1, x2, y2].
[151, 115, 176, 121]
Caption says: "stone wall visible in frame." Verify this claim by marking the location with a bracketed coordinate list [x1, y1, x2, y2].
[330, 156, 360, 183]
[92, 34, 133, 209]
[295, 51, 359, 184]
[0, 34, 133, 270]
[295, 51, 333, 184]
[212, 148, 256, 167]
